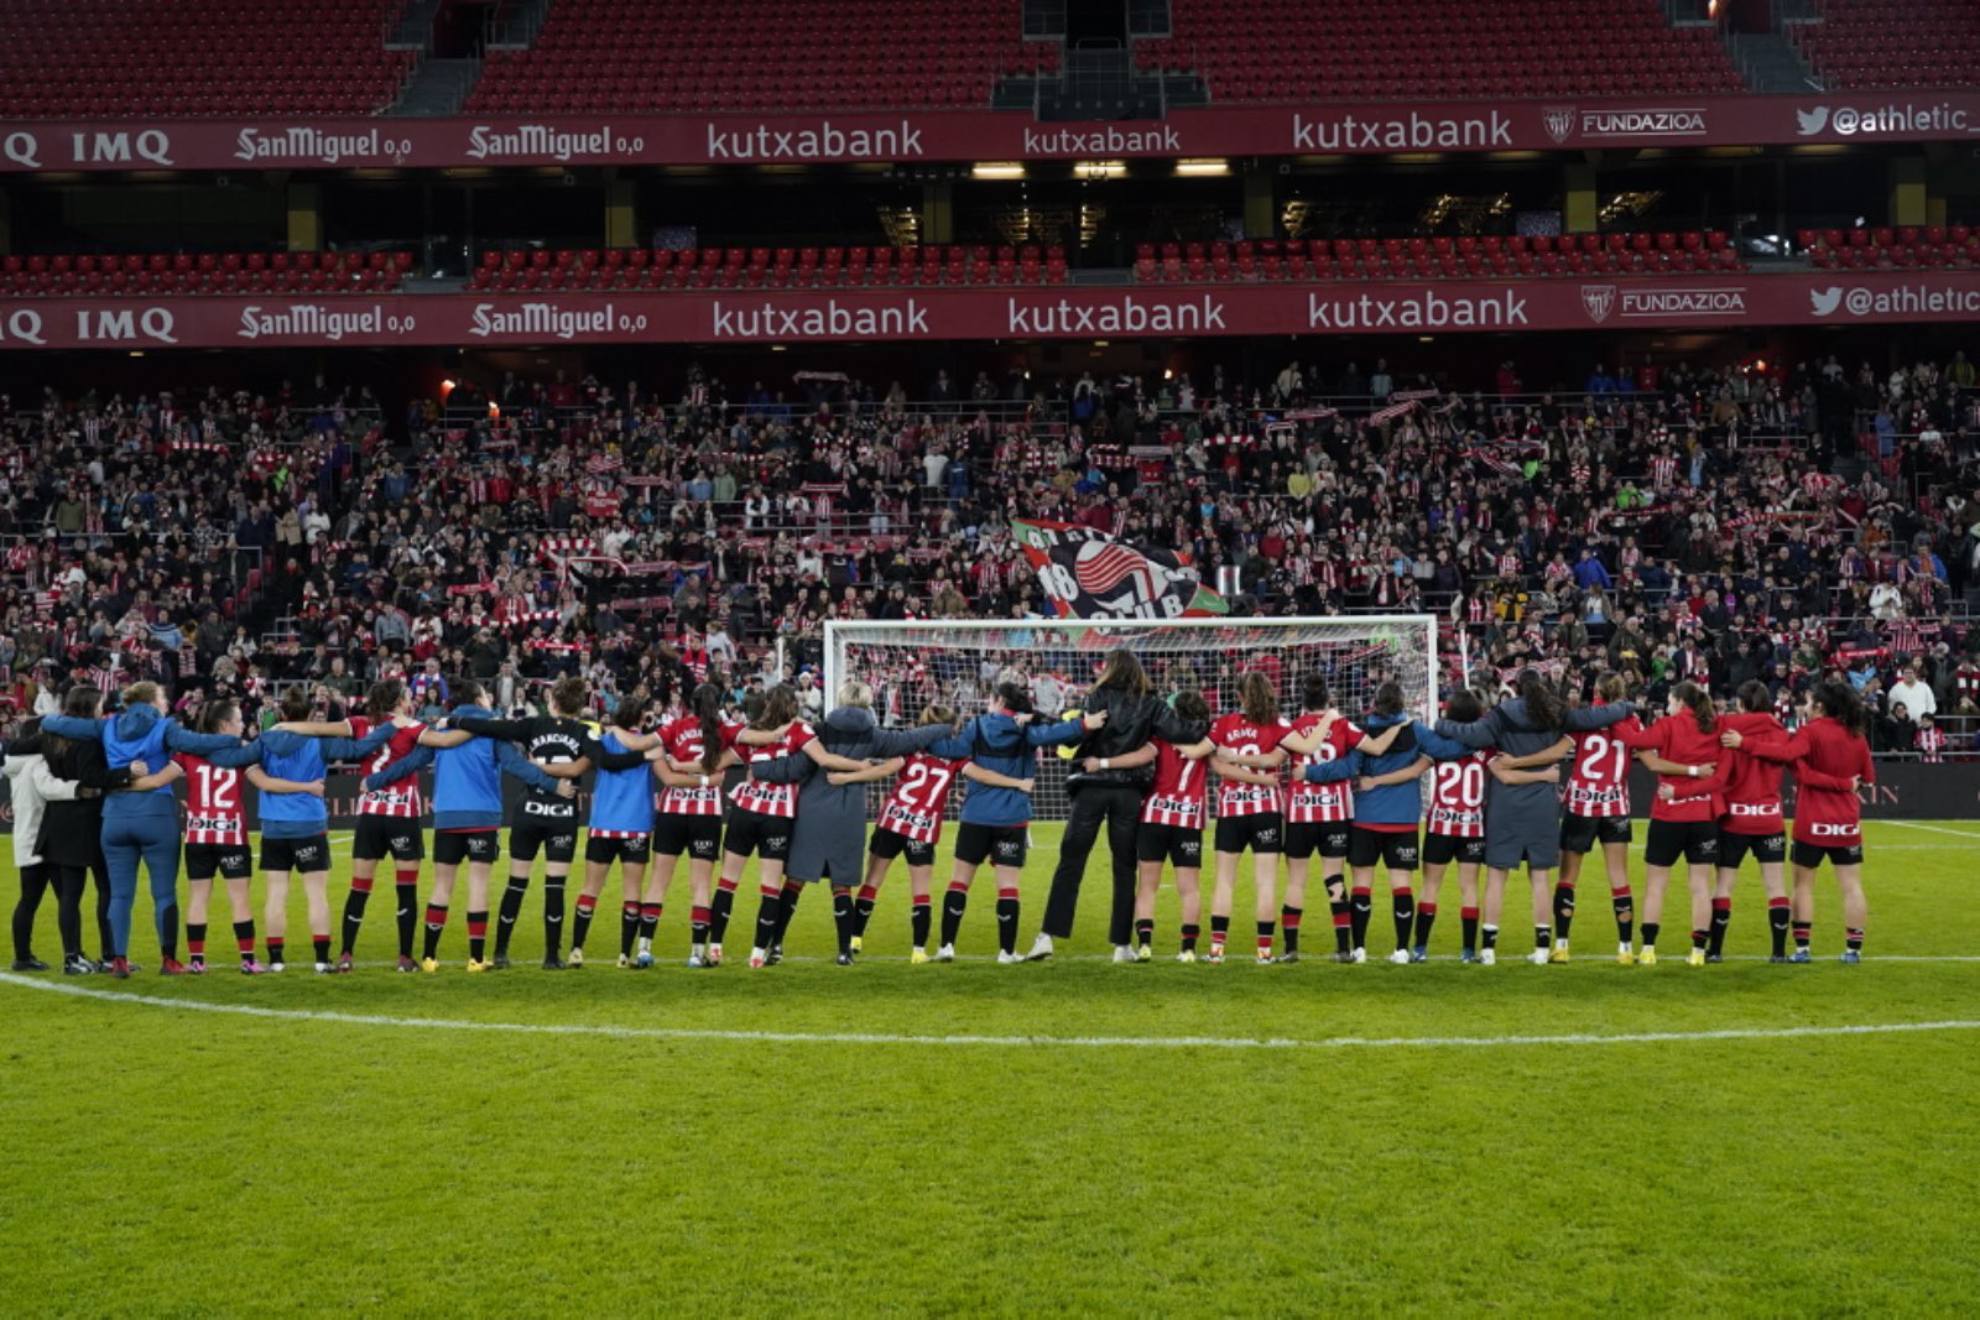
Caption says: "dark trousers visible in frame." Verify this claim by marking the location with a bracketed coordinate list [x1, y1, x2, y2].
[1043, 785, 1143, 945]
[12, 862, 51, 961]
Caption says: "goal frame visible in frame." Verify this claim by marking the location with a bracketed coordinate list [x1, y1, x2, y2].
[823, 614, 1441, 722]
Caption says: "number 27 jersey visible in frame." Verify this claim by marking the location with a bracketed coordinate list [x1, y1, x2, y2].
[877, 752, 966, 844]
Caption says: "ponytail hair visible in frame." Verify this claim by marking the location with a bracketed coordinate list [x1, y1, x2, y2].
[1813, 678, 1868, 739]
[691, 682, 725, 773]
[365, 679, 406, 723]
[1238, 671, 1278, 724]
[1672, 680, 1716, 735]
[1594, 671, 1628, 704]
[1515, 668, 1567, 730]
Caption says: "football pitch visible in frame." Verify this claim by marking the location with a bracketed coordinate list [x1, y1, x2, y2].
[4, 820, 1979, 1315]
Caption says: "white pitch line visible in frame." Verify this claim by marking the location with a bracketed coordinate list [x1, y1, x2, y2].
[1880, 821, 1980, 841]
[3, 974, 1977, 1051]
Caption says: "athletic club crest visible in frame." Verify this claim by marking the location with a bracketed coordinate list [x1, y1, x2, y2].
[1543, 106, 1577, 144]
[1580, 284, 1617, 323]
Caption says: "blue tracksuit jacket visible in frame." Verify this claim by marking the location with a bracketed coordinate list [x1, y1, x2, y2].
[365, 703, 557, 829]
[1303, 713, 1470, 827]
[926, 712, 1084, 827]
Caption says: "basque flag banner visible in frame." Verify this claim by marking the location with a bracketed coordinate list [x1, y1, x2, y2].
[1012, 519, 1228, 621]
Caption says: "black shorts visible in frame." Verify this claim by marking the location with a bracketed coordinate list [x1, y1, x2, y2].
[1792, 840, 1865, 869]
[1348, 826, 1420, 871]
[585, 833, 652, 866]
[352, 814, 424, 863]
[953, 821, 1026, 869]
[1423, 832, 1486, 867]
[1719, 830, 1786, 869]
[510, 817, 579, 864]
[1560, 813, 1633, 855]
[1214, 812, 1283, 856]
[1284, 821, 1350, 861]
[654, 814, 722, 861]
[184, 841, 251, 882]
[1136, 822, 1204, 869]
[869, 825, 936, 869]
[260, 834, 331, 874]
[1645, 818, 1719, 868]
[434, 829, 500, 867]
[724, 810, 793, 864]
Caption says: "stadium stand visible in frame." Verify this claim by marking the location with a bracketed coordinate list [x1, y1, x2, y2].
[0, 0, 414, 117]
[1131, 232, 1745, 283]
[465, 245, 1071, 291]
[0, 251, 414, 297]
[1136, 0, 1743, 99]
[464, 0, 1056, 114]
[1, 358, 1974, 760]
[1788, 0, 1980, 91]
[1800, 227, 1980, 271]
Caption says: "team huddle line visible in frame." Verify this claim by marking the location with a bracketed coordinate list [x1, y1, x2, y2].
[4, 652, 1875, 979]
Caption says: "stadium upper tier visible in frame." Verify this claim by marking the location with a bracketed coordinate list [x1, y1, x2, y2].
[464, 0, 1054, 115]
[0, 0, 413, 117]
[1139, 0, 1743, 100]
[1789, 0, 1980, 91]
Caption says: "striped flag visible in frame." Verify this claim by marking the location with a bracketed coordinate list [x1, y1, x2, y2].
[1011, 520, 1227, 621]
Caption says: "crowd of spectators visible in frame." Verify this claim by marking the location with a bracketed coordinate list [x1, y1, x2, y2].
[1, 346, 1977, 759]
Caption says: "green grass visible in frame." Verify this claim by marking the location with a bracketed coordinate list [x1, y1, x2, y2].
[4, 820, 1979, 1316]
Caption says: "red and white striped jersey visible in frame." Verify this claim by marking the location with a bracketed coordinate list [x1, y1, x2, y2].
[348, 716, 426, 819]
[729, 720, 817, 819]
[175, 753, 245, 846]
[656, 713, 738, 817]
[1426, 749, 1491, 839]
[876, 752, 967, 844]
[1140, 739, 1209, 830]
[1210, 712, 1291, 818]
[1284, 711, 1365, 825]
[1563, 713, 1639, 819]
[1917, 725, 1945, 763]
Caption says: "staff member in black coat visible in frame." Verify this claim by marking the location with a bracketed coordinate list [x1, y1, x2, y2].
[1028, 650, 1209, 961]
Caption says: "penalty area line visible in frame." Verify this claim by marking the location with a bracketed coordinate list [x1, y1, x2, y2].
[3, 974, 1979, 1051]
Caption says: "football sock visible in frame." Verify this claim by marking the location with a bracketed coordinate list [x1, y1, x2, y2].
[1642, 921, 1661, 950]
[571, 895, 597, 951]
[394, 875, 419, 959]
[1768, 897, 1791, 957]
[637, 902, 662, 949]
[774, 881, 803, 946]
[1552, 880, 1576, 941]
[995, 886, 1020, 955]
[1534, 925, 1551, 951]
[340, 876, 372, 957]
[1413, 901, 1437, 950]
[1460, 906, 1480, 953]
[266, 935, 285, 966]
[312, 934, 331, 965]
[940, 883, 968, 947]
[1280, 905, 1302, 954]
[619, 901, 641, 958]
[852, 884, 879, 938]
[1708, 897, 1732, 956]
[1845, 927, 1865, 953]
[1349, 885, 1373, 950]
[1209, 913, 1230, 951]
[1480, 923, 1499, 952]
[495, 873, 529, 956]
[421, 904, 448, 960]
[1179, 922, 1199, 953]
[1391, 885, 1414, 952]
[1134, 917, 1154, 949]
[832, 886, 855, 956]
[1792, 919, 1812, 951]
[710, 878, 738, 943]
[1331, 899, 1352, 954]
[233, 920, 255, 965]
[466, 911, 488, 963]
[186, 922, 206, 963]
[543, 878, 566, 958]
[910, 896, 931, 948]
[1255, 920, 1275, 958]
[1691, 928, 1709, 952]
[690, 904, 712, 953]
[752, 883, 783, 951]
[1612, 887, 1635, 944]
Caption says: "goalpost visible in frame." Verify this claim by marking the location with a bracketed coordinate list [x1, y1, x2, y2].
[824, 615, 1439, 822]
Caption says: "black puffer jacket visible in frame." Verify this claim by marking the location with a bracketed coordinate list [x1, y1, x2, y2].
[1065, 687, 1207, 791]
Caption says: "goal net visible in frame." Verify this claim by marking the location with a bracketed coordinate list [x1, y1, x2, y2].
[824, 616, 1438, 822]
